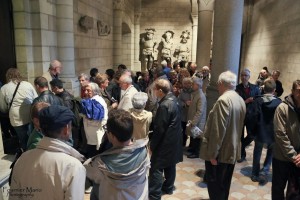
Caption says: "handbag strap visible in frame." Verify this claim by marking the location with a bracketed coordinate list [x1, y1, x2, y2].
[8, 82, 21, 110]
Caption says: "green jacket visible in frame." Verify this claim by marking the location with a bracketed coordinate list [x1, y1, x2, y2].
[27, 128, 43, 150]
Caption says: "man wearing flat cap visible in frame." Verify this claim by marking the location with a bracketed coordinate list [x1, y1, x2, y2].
[9, 105, 86, 200]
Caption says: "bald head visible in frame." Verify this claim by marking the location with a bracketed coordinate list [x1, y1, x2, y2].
[49, 60, 62, 76]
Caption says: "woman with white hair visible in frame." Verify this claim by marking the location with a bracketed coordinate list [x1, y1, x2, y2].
[186, 77, 207, 158]
[129, 92, 152, 140]
[81, 82, 108, 158]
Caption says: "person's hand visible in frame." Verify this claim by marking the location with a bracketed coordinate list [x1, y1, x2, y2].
[210, 159, 217, 165]
[293, 154, 300, 167]
[186, 100, 191, 106]
[111, 102, 118, 109]
[245, 97, 254, 104]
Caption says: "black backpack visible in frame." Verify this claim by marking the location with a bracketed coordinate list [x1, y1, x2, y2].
[71, 97, 83, 127]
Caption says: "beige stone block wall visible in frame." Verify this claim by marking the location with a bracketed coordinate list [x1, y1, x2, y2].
[74, 0, 114, 75]
[241, 0, 300, 97]
[140, 0, 193, 64]
[13, 0, 58, 83]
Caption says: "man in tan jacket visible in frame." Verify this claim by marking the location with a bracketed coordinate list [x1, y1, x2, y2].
[200, 71, 246, 200]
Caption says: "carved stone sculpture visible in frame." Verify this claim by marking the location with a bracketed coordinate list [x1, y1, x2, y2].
[140, 28, 157, 71]
[175, 30, 190, 61]
[161, 30, 174, 64]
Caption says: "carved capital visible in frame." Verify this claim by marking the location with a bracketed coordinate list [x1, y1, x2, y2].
[197, 0, 215, 11]
[113, 0, 125, 10]
[134, 12, 141, 23]
[190, 13, 198, 25]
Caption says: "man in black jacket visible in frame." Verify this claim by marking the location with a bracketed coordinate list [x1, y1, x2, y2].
[33, 76, 64, 106]
[50, 78, 73, 109]
[149, 79, 183, 200]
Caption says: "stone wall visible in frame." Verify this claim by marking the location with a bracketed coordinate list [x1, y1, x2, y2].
[13, 0, 58, 82]
[241, 0, 300, 97]
[74, 0, 114, 74]
[140, 0, 193, 64]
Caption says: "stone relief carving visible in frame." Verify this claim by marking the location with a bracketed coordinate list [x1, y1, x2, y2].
[174, 30, 190, 61]
[97, 20, 111, 36]
[160, 30, 174, 64]
[140, 28, 158, 71]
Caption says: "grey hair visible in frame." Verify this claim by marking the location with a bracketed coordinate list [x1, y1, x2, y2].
[120, 74, 132, 84]
[87, 82, 100, 95]
[240, 68, 251, 76]
[192, 76, 203, 87]
[132, 92, 148, 109]
[49, 60, 61, 70]
[218, 71, 237, 89]
[78, 73, 89, 81]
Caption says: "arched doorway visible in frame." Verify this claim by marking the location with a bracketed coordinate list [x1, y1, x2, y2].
[122, 22, 133, 68]
[0, 0, 16, 85]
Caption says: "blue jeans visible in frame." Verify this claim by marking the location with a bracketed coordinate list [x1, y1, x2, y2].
[13, 123, 32, 150]
[252, 141, 273, 177]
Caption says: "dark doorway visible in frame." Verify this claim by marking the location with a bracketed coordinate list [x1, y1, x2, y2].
[0, 0, 16, 85]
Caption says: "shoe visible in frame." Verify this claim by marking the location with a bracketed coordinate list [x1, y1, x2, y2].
[85, 186, 93, 194]
[237, 157, 246, 163]
[251, 175, 260, 182]
[187, 154, 199, 159]
[258, 174, 268, 185]
[162, 186, 176, 195]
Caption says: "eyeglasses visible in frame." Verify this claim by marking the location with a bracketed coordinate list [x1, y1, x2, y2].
[241, 74, 249, 77]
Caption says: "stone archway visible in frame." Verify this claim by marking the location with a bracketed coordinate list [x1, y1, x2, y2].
[121, 22, 133, 68]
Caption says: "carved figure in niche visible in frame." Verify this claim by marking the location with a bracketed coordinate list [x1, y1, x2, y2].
[161, 30, 174, 64]
[174, 30, 190, 61]
[140, 28, 157, 71]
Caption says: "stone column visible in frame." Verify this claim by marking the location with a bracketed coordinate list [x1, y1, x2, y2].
[134, 12, 142, 71]
[191, 14, 198, 63]
[196, 0, 214, 68]
[113, 0, 125, 69]
[56, 0, 79, 96]
[206, 0, 244, 113]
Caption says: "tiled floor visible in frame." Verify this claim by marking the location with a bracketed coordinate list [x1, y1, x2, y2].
[85, 143, 272, 200]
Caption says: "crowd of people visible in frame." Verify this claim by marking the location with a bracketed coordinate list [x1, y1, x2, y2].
[0, 59, 299, 200]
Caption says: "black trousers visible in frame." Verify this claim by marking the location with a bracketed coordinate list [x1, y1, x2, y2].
[240, 125, 254, 158]
[272, 158, 295, 200]
[189, 137, 201, 155]
[149, 165, 176, 200]
[181, 121, 187, 146]
[205, 161, 235, 200]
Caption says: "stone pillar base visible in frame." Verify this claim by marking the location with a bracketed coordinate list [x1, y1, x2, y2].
[61, 76, 80, 98]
